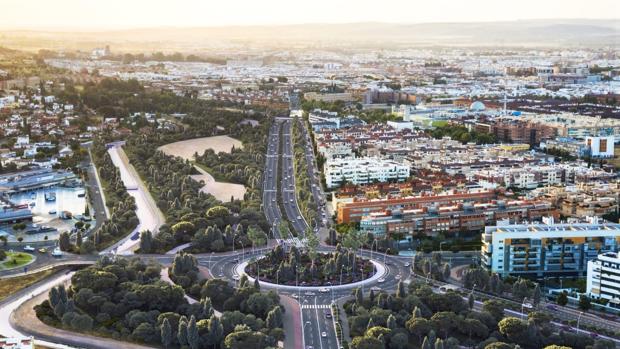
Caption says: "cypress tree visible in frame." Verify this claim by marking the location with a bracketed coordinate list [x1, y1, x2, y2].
[161, 318, 172, 348]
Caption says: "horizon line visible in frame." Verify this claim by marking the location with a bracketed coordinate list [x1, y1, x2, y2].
[1, 17, 618, 33]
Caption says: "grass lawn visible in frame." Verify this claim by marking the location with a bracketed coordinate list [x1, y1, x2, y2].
[0, 252, 34, 270]
[0, 268, 56, 301]
[431, 120, 449, 127]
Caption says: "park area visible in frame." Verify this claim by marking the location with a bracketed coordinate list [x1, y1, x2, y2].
[157, 135, 242, 160]
[158, 136, 247, 202]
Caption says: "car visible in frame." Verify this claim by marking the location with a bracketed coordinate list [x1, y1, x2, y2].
[232, 275, 240, 281]
[297, 216, 302, 220]
[291, 294, 299, 299]
[321, 332, 327, 338]
[600, 314, 617, 321]
[377, 278, 385, 283]
[23, 245, 35, 252]
[304, 291, 316, 296]
[589, 333, 599, 339]
[218, 273, 224, 277]
[51, 248, 63, 257]
[404, 262, 411, 267]
[318, 287, 329, 293]
[38, 248, 47, 254]
[325, 311, 332, 319]
[545, 304, 558, 311]
[395, 274, 402, 280]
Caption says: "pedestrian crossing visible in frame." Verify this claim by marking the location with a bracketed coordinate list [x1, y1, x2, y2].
[278, 237, 306, 247]
[301, 304, 331, 309]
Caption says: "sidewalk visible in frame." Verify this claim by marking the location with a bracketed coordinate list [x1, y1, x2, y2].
[280, 295, 303, 349]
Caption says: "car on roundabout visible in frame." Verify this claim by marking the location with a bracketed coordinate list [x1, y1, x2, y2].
[318, 287, 329, 293]
[377, 278, 385, 283]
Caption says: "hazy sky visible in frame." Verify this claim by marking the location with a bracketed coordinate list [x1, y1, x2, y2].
[2, 0, 618, 29]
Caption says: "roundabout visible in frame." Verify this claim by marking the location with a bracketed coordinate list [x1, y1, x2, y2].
[236, 258, 388, 291]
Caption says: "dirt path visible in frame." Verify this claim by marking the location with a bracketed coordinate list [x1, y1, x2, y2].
[191, 165, 246, 202]
[157, 136, 247, 202]
[157, 136, 242, 160]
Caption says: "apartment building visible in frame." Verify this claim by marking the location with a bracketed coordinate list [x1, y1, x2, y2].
[586, 252, 620, 308]
[491, 119, 557, 145]
[482, 217, 620, 277]
[303, 92, 355, 102]
[359, 199, 557, 237]
[528, 182, 620, 219]
[473, 164, 617, 189]
[336, 188, 496, 223]
[324, 158, 410, 189]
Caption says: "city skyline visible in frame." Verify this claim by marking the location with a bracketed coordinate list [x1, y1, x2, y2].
[1, 0, 619, 29]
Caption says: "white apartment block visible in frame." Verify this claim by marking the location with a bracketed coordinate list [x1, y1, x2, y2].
[482, 217, 620, 277]
[324, 157, 410, 188]
[587, 252, 620, 308]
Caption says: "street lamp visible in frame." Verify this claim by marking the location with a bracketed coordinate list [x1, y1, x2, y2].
[521, 297, 533, 320]
[577, 311, 584, 330]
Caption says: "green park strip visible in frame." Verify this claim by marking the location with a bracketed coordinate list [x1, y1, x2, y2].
[0, 252, 35, 271]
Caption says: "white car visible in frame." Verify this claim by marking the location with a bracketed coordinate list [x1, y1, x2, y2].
[304, 291, 316, 296]
[377, 278, 385, 283]
[232, 275, 240, 281]
[318, 287, 329, 293]
[395, 274, 401, 280]
[23, 245, 35, 252]
[51, 247, 63, 257]
[321, 332, 327, 338]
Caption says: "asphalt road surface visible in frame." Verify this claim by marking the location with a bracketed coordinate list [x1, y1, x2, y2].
[262, 122, 287, 239]
[280, 120, 309, 237]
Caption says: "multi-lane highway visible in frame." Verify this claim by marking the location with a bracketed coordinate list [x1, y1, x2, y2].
[262, 122, 287, 239]
[280, 120, 310, 237]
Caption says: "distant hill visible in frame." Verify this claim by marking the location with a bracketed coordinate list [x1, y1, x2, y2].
[0, 19, 618, 51]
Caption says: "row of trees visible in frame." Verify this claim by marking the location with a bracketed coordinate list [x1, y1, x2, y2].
[290, 118, 319, 229]
[345, 280, 613, 349]
[89, 141, 139, 250]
